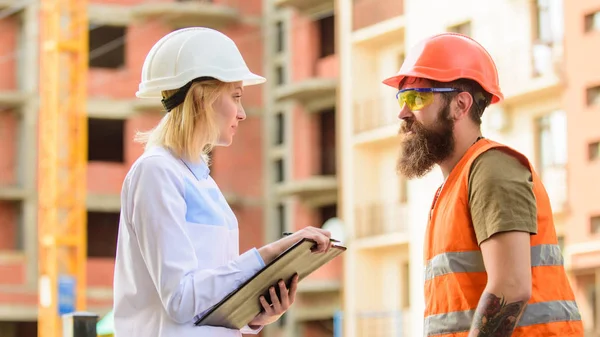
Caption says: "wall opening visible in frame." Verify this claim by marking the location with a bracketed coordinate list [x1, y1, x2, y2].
[318, 15, 335, 58]
[591, 215, 600, 235]
[88, 118, 125, 163]
[588, 141, 600, 162]
[274, 112, 285, 146]
[319, 204, 337, 227]
[319, 108, 336, 175]
[275, 21, 284, 53]
[274, 158, 285, 183]
[447, 21, 472, 36]
[0, 200, 23, 252]
[89, 25, 126, 69]
[87, 211, 120, 258]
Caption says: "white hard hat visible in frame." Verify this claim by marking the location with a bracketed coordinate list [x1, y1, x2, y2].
[136, 27, 266, 99]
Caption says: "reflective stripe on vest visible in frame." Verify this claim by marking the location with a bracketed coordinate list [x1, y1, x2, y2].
[424, 300, 581, 336]
[424, 244, 564, 281]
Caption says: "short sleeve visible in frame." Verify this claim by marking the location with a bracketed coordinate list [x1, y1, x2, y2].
[468, 149, 538, 245]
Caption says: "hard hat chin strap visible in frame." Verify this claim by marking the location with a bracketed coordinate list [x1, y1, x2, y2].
[161, 76, 215, 112]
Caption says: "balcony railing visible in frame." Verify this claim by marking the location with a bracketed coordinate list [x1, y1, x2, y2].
[353, 96, 397, 134]
[541, 165, 567, 214]
[531, 41, 564, 78]
[352, 0, 404, 31]
[354, 202, 408, 239]
[355, 310, 409, 337]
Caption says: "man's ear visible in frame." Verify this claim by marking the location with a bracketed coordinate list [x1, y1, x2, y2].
[453, 92, 474, 120]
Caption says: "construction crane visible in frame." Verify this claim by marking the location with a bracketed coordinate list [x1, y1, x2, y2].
[38, 0, 89, 335]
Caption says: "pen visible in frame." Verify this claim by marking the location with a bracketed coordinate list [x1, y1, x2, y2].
[282, 232, 341, 243]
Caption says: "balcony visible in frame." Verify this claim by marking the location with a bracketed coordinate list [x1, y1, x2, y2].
[354, 202, 409, 247]
[276, 175, 337, 207]
[88, 3, 132, 26]
[353, 0, 404, 31]
[494, 42, 563, 105]
[274, 0, 333, 16]
[0, 186, 29, 201]
[131, 0, 241, 29]
[355, 310, 410, 337]
[0, 91, 28, 110]
[274, 78, 337, 113]
[353, 96, 397, 134]
[540, 165, 567, 214]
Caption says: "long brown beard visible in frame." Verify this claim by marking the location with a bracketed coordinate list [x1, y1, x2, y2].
[396, 104, 455, 179]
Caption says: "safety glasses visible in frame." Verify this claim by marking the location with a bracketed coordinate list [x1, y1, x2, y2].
[396, 88, 459, 111]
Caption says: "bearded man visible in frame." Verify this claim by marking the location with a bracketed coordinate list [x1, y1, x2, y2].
[382, 32, 583, 337]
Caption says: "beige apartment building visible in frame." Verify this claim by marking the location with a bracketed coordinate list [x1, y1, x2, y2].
[338, 0, 589, 336]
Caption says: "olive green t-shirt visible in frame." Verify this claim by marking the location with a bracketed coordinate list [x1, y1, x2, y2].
[468, 149, 538, 246]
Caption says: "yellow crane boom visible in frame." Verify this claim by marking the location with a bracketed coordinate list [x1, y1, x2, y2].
[38, 0, 89, 335]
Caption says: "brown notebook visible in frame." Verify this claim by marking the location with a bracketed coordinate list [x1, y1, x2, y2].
[194, 238, 346, 329]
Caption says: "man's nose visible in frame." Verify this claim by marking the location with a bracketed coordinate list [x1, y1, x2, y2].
[398, 104, 413, 120]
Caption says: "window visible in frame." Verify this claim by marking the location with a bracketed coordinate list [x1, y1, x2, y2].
[585, 278, 598, 330]
[275, 21, 284, 53]
[536, 110, 567, 172]
[89, 25, 126, 69]
[584, 10, 600, 32]
[277, 204, 286, 235]
[88, 118, 125, 163]
[274, 112, 284, 145]
[274, 159, 284, 183]
[586, 85, 600, 106]
[589, 141, 600, 161]
[532, 0, 563, 44]
[591, 215, 600, 234]
[397, 52, 405, 69]
[448, 21, 472, 36]
[536, 111, 567, 210]
[319, 108, 336, 175]
[275, 65, 285, 86]
[319, 204, 337, 227]
[87, 211, 120, 258]
[0, 201, 23, 251]
[318, 15, 335, 58]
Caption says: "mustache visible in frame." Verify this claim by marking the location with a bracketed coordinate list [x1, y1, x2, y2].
[399, 118, 419, 135]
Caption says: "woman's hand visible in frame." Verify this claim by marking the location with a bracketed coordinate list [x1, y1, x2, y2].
[258, 226, 333, 264]
[247, 274, 299, 328]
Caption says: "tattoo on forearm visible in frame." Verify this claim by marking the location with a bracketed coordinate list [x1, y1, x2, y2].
[469, 292, 527, 337]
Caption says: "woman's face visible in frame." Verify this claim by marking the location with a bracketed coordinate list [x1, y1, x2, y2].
[213, 81, 245, 146]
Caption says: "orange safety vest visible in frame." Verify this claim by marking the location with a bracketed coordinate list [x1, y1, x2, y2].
[424, 139, 583, 337]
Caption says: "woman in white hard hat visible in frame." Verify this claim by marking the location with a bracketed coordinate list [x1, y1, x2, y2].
[112, 27, 333, 337]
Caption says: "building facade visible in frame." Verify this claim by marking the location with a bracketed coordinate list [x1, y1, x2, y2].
[563, 1, 600, 335]
[262, 1, 342, 336]
[339, 0, 597, 336]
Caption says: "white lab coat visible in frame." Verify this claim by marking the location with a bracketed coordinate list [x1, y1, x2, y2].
[113, 146, 265, 337]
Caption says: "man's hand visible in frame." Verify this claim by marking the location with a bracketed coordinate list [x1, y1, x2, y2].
[248, 274, 299, 328]
[468, 231, 531, 336]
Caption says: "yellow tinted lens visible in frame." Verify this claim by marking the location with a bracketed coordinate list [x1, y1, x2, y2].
[398, 91, 434, 111]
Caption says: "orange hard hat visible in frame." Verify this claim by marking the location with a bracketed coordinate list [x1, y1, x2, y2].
[382, 33, 504, 104]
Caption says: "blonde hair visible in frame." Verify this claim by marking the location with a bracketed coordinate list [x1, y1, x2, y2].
[135, 79, 234, 163]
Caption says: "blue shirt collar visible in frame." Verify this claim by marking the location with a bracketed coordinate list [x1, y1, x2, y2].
[181, 158, 210, 180]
